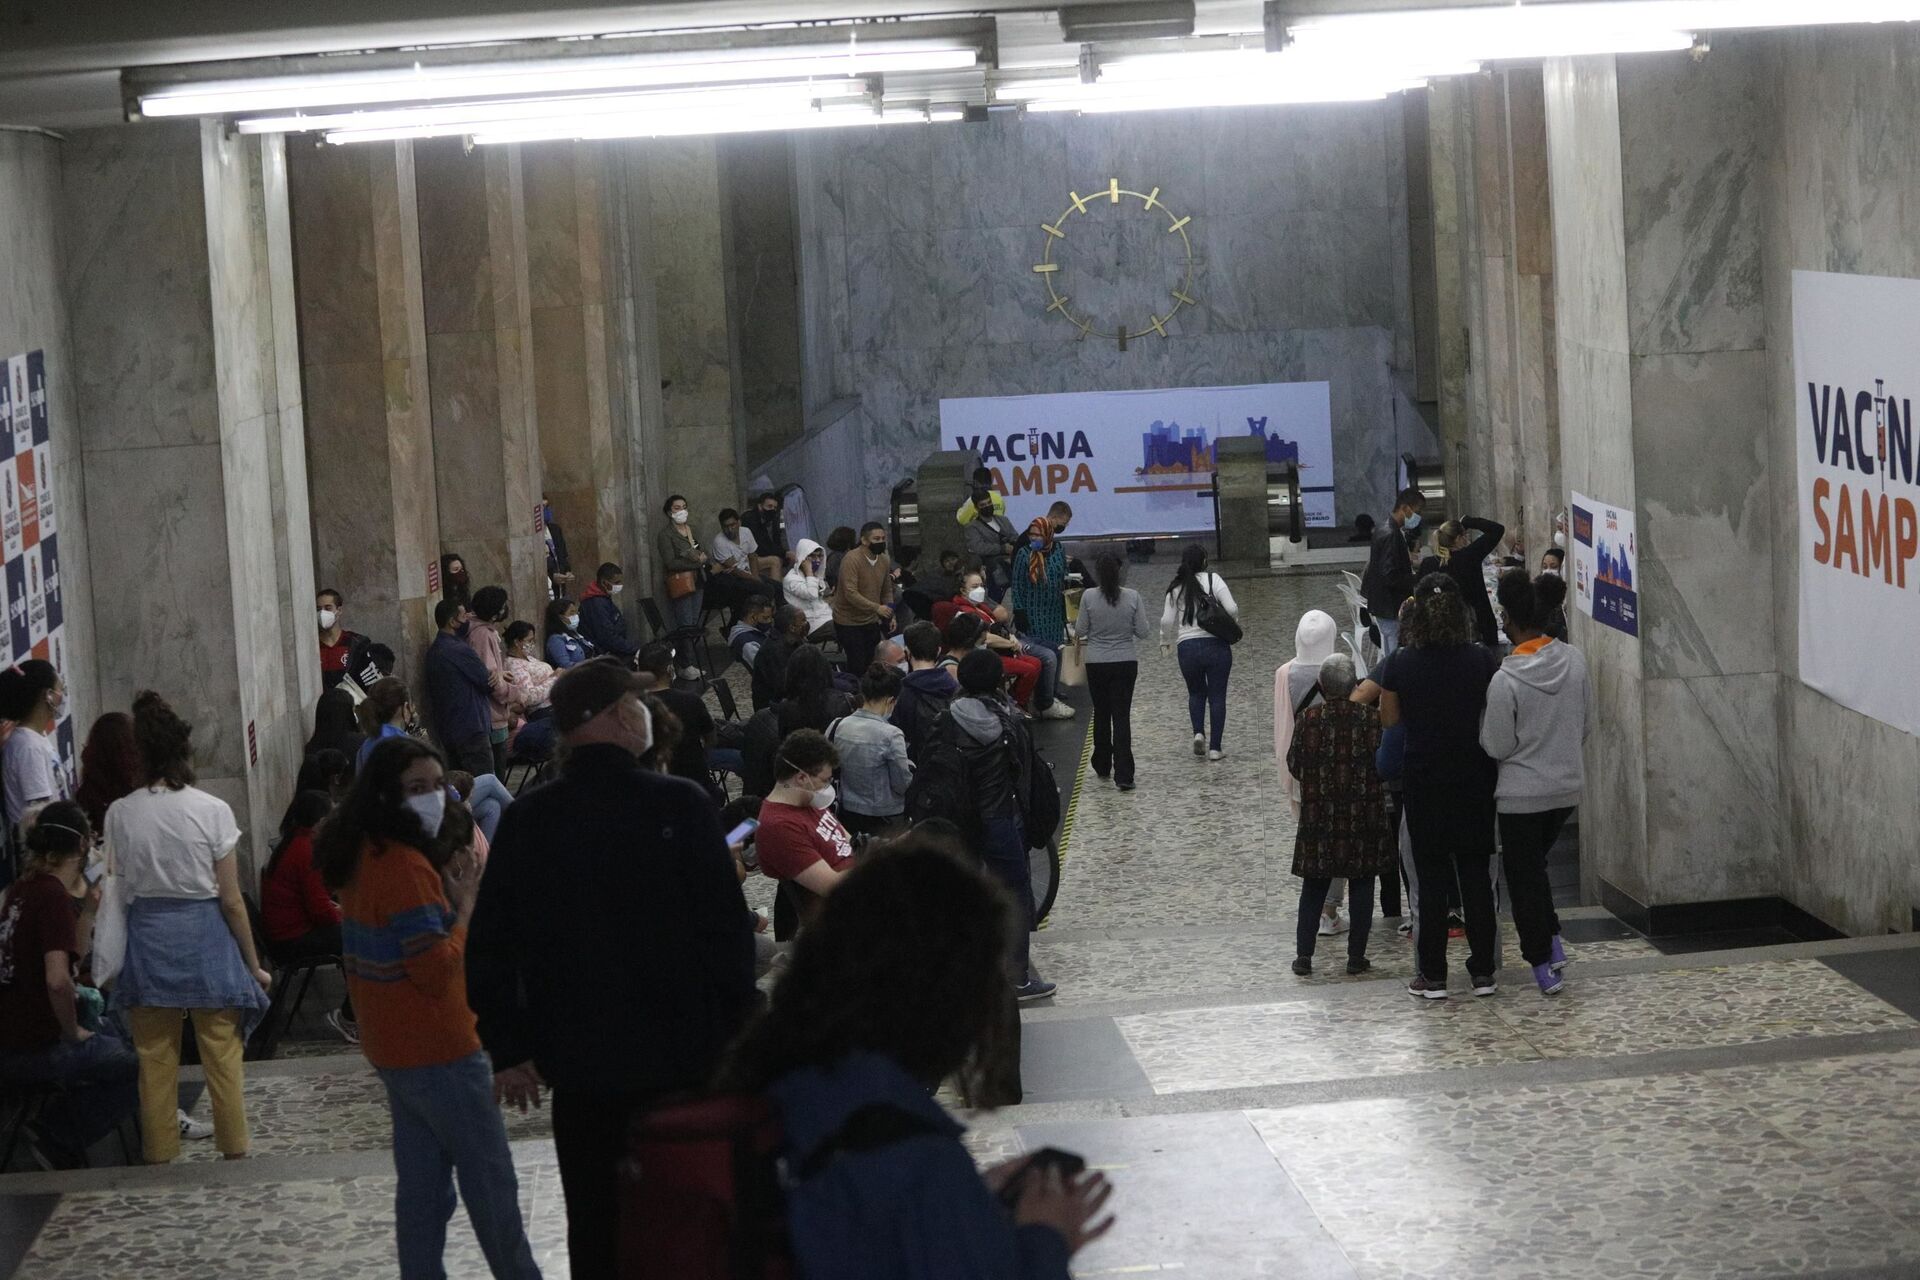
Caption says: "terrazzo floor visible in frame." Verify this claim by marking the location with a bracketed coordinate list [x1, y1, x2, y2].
[10, 570, 1920, 1278]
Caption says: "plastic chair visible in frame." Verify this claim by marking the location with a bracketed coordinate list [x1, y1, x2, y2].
[639, 596, 713, 680]
[244, 892, 341, 1061]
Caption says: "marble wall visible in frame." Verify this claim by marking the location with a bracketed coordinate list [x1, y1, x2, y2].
[789, 105, 1414, 528]
[721, 134, 806, 466]
[0, 129, 99, 743]
[288, 140, 440, 691]
[414, 138, 548, 620]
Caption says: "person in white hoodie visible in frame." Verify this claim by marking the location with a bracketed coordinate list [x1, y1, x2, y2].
[1479, 570, 1589, 997]
[783, 538, 836, 640]
[1273, 610, 1360, 935]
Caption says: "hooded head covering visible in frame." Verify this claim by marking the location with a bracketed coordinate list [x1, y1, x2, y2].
[793, 537, 824, 566]
[1294, 610, 1338, 665]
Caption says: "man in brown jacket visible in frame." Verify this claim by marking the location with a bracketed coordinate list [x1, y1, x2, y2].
[832, 520, 895, 674]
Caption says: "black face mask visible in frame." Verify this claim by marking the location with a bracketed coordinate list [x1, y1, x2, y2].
[868, 541, 887, 555]
[456, 620, 473, 638]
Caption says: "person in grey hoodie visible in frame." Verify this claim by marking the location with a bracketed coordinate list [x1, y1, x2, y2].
[1073, 553, 1153, 790]
[1479, 570, 1589, 997]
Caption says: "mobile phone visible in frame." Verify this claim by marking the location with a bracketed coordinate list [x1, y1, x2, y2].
[995, 1147, 1088, 1208]
[83, 860, 105, 886]
[725, 818, 759, 846]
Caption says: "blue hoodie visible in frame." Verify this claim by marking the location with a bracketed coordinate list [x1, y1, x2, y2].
[769, 1053, 1072, 1280]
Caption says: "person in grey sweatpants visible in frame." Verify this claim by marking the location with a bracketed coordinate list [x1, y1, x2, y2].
[1480, 570, 1590, 996]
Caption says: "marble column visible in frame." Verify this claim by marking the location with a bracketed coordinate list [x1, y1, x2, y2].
[288, 139, 440, 691]
[63, 120, 314, 869]
[414, 137, 548, 621]
[520, 140, 635, 586]
[1544, 45, 1779, 915]
[1426, 79, 1474, 508]
[599, 141, 672, 597]
[642, 137, 742, 530]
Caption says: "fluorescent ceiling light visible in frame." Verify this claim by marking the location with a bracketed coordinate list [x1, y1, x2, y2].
[137, 42, 977, 117]
[323, 100, 960, 146]
[235, 80, 871, 135]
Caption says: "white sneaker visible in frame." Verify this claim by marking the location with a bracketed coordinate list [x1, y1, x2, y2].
[1207, 748, 1225, 762]
[1317, 913, 1349, 937]
[1192, 733, 1206, 757]
[325, 1009, 360, 1045]
[677, 665, 702, 681]
[1039, 701, 1075, 720]
[178, 1110, 214, 1141]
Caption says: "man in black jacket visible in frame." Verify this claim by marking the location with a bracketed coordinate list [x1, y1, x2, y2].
[750, 604, 809, 711]
[468, 657, 756, 1280]
[1360, 487, 1427, 658]
[1435, 514, 1507, 646]
[891, 621, 956, 762]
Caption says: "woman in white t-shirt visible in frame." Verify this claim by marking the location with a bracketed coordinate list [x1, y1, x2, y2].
[106, 692, 270, 1164]
[0, 659, 72, 838]
[1160, 544, 1240, 762]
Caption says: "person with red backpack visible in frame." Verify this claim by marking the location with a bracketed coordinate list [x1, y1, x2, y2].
[693, 834, 1114, 1280]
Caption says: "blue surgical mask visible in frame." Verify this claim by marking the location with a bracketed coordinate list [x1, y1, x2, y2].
[1404, 513, 1423, 531]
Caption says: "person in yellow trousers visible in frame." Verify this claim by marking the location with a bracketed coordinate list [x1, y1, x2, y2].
[106, 691, 271, 1163]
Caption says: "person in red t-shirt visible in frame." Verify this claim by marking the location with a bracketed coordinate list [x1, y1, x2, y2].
[756, 730, 855, 937]
[259, 789, 356, 1043]
[317, 587, 368, 691]
[949, 570, 1046, 709]
[0, 802, 139, 1165]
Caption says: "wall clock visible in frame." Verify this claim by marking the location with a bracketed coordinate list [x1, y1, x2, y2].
[1032, 178, 1198, 350]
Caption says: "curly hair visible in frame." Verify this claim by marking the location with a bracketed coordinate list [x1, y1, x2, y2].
[717, 832, 1015, 1106]
[1402, 572, 1474, 649]
[132, 691, 196, 790]
[1495, 568, 1569, 635]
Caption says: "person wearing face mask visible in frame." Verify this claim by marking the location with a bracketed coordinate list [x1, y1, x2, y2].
[576, 563, 639, 664]
[1538, 548, 1569, 640]
[0, 659, 73, 846]
[425, 599, 502, 779]
[464, 587, 523, 775]
[439, 553, 472, 608]
[318, 737, 541, 1279]
[948, 570, 1048, 712]
[316, 588, 370, 691]
[543, 597, 595, 670]
[1361, 487, 1427, 659]
[831, 521, 896, 676]
[709, 507, 775, 624]
[756, 729, 857, 912]
[657, 495, 710, 665]
[782, 537, 837, 639]
[959, 470, 1018, 597]
[1009, 501, 1075, 652]
[1432, 514, 1507, 647]
[356, 677, 419, 773]
[742, 490, 791, 580]
[828, 665, 914, 840]
[468, 658, 756, 1279]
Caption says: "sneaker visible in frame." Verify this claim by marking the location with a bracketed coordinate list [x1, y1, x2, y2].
[178, 1110, 214, 1141]
[1290, 956, 1312, 977]
[1396, 920, 1414, 936]
[325, 1009, 360, 1045]
[1116, 781, 1136, 792]
[1192, 733, 1206, 757]
[1550, 934, 1569, 974]
[1407, 975, 1448, 1000]
[1447, 914, 1466, 939]
[1469, 974, 1498, 997]
[677, 665, 702, 681]
[1207, 748, 1225, 762]
[1533, 962, 1565, 996]
[1316, 914, 1348, 937]
[1346, 957, 1373, 976]
[1014, 978, 1058, 1002]
[1038, 701, 1075, 720]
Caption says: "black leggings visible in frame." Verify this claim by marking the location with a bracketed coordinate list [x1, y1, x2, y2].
[1499, 808, 1571, 966]
[1403, 773, 1499, 984]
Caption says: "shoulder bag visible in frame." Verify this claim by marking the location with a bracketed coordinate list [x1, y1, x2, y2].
[1194, 576, 1243, 646]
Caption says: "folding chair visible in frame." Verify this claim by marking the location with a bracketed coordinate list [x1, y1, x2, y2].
[639, 596, 713, 680]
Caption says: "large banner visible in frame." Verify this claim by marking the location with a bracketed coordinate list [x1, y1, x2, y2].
[1793, 270, 1920, 737]
[1569, 490, 1638, 637]
[0, 351, 73, 776]
[938, 382, 1336, 538]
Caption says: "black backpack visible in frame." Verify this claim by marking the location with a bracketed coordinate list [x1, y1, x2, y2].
[1012, 723, 1061, 850]
[903, 719, 976, 835]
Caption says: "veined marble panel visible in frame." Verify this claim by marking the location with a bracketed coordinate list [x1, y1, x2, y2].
[1542, 55, 1631, 358]
[1641, 672, 1783, 904]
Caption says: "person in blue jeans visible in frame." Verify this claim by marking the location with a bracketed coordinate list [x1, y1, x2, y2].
[1159, 545, 1240, 761]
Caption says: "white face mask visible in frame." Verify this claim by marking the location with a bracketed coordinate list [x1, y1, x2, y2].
[403, 791, 447, 838]
[966, 586, 987, 603]
[1553, 529, 1567, 547]
[609, 584, 624, 597]
[672, 509, 689, 525]
[1542, 567, 1562, 578]
[810, 783, 837, 811]
[565, 614, 580, 631]
[318, 608, 337, 630]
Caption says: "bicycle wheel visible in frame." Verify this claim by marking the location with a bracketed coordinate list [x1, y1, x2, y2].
[1030, 836, 1061, 928]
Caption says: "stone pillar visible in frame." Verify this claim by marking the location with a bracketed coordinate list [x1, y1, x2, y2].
[1213, 437, 1272, 563]
[916, 450, 982, 566]
[521, 140, 636, 586]
[1426, 79, 1473, 515]
[414, 138, 548, 620]
[64, 121, 313, 868]
[1543, 46, 1780, 918]
[288, 140, 440, 691]
[600, 142, 672, 600]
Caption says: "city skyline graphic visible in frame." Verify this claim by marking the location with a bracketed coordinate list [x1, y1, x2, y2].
[1137, 417, 1301, 476]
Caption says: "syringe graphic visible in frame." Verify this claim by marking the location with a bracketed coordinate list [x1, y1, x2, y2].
[1875, 379, 1887, 494]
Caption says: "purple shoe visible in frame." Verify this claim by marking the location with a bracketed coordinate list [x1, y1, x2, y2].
[1550, 935, 1568, 974]
[1533, 962, 1565, 996]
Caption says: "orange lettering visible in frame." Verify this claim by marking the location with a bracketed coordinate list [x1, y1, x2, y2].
[1834, 483, 1859, 575]
[1812, 477, 1831, 564]
[1070, 463, 1098, 493]
[1897, 497, 1918, 589]
[1044, 463, 1070, 491]
[1861, 489, 1893, 583]
[1009, 465, 1043, 496]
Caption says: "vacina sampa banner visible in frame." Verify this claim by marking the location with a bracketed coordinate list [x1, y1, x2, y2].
[0, 350, 73, 776]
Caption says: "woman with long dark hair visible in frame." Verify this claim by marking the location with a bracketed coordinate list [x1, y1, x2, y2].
[0, 659, 70, 839]
[76, 711, 142, 834]
[317, 737, 540, 1280]
[543, 597, 593, 670]
[305, 686, 365, 763]
[107, 692, 270, 1163]
[718, 835, 1115, 1278]
[259, 789, 354, 1042]
[1375, 574, 1502, 999]
[1074, 553, 1151, 790]
[1160, 544, 1239, 761]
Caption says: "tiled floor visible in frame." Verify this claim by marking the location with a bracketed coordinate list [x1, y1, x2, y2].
[10, 570, 1920, 1278]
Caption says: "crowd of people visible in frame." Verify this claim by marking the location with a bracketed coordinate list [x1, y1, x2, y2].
[0, 464, 1592, 1280]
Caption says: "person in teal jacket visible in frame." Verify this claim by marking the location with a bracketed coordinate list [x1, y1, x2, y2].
[719, 836, 1115, 1280]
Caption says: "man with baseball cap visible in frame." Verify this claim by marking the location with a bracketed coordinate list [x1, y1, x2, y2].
[467, 657, 756, 1279]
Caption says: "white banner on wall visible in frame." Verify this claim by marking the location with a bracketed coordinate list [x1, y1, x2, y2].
[1568, 490, 1638, 638]
[1792, 270, 1920, 737]
[0, 351, 72, 777]
[938, 382, 1336, 539]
